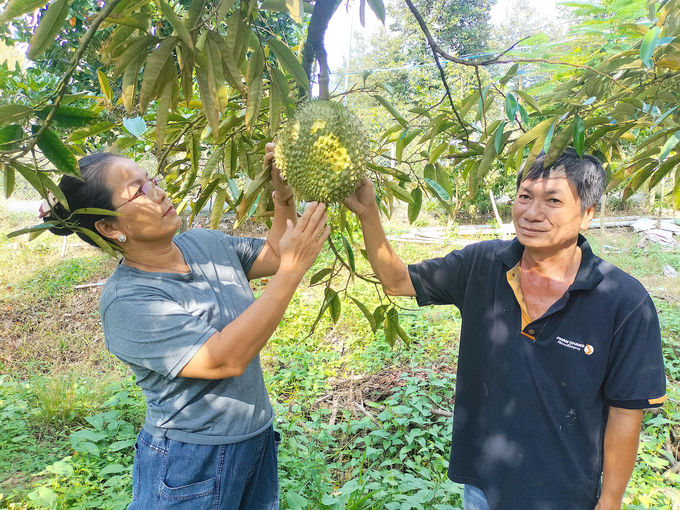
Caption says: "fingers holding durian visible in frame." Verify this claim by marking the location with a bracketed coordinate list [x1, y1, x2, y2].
[278, 202, 329, 278]
[344, 177, 378, 219]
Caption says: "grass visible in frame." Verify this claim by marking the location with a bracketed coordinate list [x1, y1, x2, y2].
[0, 202, 679, 509]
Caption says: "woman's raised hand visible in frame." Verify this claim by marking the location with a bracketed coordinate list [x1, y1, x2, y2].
[278, 202, 329, 279]
[264, 142, 293, 201]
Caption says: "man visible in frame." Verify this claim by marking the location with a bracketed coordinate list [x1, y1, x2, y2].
[344, 148, 666, 510]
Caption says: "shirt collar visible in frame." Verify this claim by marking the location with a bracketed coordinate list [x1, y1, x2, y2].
[498, 234, 603, 292]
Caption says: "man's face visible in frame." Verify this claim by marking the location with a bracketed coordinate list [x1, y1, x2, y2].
[512, 176, 595, 253]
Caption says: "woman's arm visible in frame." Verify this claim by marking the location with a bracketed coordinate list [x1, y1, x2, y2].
[248, 143, 297, 279]
[179, 202, 329, 379]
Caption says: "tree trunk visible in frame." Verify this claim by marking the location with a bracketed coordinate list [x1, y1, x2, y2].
[301, 0, 340, 99]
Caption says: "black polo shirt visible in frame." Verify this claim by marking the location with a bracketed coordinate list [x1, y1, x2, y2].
[408, 235, 666, 510]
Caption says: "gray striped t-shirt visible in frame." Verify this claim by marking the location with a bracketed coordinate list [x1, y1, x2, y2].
[99, 228, 272, 445]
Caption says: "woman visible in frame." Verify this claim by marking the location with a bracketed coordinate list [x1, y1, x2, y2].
[42, 144, 329, 509]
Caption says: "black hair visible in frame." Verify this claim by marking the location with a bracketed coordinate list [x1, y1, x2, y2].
[516, 148, 606, 211]
[44, 153, 121, 248]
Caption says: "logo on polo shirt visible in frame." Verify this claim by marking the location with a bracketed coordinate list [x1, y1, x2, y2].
[221, 275, 242, 288]
[557, 336, 594, 355]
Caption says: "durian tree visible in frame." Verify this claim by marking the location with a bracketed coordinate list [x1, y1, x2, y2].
[2, 0, 680, 345]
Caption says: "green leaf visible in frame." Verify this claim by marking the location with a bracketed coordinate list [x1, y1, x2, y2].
[573, 115, 585, 157]
[267, 38, 310, 91]
[286, 491, 309, 509]
[310, 268, 332, 285]
[384, 307, 397, 347]
[155, 80, 173, 149]
[543, 121, 556, 156]
[499, 63, 519, 85]
[0, 0, 50, 24]
[341, 234, 355, 273]
[32, 126, 80, 177]
[202, 146, 224, 186]
[123, 116, 147, 138]
[505, 92, 518, 121]
[27, 0, 70, 60]
[0, 124, 24, 150]
[10, 161, 42, 193]
[0, 105, 33, 125]
[97, 69, 114, 104]
[210, 189, 227, 229]
[408, 187, 422, 224]
[518, 103, 530, 125]
[70, 208, 125, 216]
[494, 121, 506, 154]
[215, 0, 237, 25]
[7, 223, 56, 239]
[74, 228, 118, 257]
[227, 8, 249, 67]
[659, 133, 680, 162]
[324, 288, 341, 324]
[435, 162, 452, 196]
[372, 304, 387, 327]
[122, 53, 145, 114]
[27, 487, 57, 509]
[4, 165, 15, 198]
[112, 35, 158, 79]
[246, 44, 265, 131]
[514, 90, 542, 114]
[270, 67, 293, 119]
[208, 31, 245, 95]
[69, 122, 116, 142]
[139, 36, 179, 113]
[184, 0, 208, 29]
[34, 106, 98, 128]
[395, 127, 423, 163]
[374, 95, 405, 125]
[192, 179, 221, 222]
[385, 181, 414, 203]
[424, 177, 450, 201]
[359, 0, 365, 27]
[39, 172, 69, 210]
[640, 26, 660, 69]
[429, 142, 448, 164]
[366, 0, 385, 24]
[506, 116, 559, 155]
[160, 0, 193, 49]
[350, 297, 377, 332]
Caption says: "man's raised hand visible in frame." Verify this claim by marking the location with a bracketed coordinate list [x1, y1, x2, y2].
[344, 178, 378, 219]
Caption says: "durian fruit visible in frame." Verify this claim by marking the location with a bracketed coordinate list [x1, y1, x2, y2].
[274, 100, 369, 203]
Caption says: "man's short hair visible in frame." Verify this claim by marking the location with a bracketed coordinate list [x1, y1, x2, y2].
[516, 148, 606, 211]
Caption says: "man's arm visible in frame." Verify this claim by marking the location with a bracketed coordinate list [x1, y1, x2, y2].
[595, 406, 644, 510]
[344, 178, 416, 297]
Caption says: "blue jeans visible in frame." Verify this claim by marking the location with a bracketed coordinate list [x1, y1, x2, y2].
[464, 484, 490, 510]
[129, 426, 280, 510]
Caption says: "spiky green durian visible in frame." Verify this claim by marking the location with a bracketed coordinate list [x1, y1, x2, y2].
[274, 100, 369, 203]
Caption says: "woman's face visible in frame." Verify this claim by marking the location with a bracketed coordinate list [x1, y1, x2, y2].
[102, 158, 181, 244]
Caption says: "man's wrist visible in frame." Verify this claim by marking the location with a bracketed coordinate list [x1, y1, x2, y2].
[272, 190, 295, 207]
[357, 203, 380, 222]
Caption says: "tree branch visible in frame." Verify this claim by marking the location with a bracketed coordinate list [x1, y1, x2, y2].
[13, 0, 125, 162]
[401, 0, 632, 92]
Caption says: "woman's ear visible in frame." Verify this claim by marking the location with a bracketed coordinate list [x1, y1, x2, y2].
[95, 218, 120, 242]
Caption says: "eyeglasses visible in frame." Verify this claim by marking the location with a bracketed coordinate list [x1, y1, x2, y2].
[115, 175, 166, 210]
